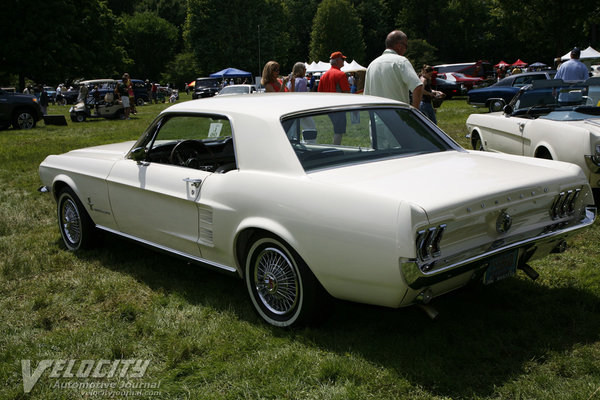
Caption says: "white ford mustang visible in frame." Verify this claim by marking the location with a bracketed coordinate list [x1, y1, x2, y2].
[466, 78, 600, 189]
[39, 93, 596, 327]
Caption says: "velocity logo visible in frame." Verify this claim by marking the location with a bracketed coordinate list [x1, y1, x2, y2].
[21, 359, 150, 393]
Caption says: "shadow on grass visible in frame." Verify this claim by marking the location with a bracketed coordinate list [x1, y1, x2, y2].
[74, 233, 600, 399]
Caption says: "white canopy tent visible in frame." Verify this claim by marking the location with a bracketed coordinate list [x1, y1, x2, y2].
[560, 46, 600, 61]
[305, 60, 366, 74]
[341, 60, 367, 73]
[305, 61, 331, 74]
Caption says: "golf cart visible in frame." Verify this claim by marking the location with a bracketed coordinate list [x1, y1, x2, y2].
[70, 92, 124, 122]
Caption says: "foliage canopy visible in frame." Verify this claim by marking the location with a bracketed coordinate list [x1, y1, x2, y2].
[1, 0, 598, 89]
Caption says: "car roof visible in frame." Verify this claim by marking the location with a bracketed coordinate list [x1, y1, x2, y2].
[80, 79, 118, 84]
[161, 93, 406, 120]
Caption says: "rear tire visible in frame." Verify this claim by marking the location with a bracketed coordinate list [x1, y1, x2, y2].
[244, 234, 325, 327]
[57, 188, 94, 251]
[535, 148, 552, 160]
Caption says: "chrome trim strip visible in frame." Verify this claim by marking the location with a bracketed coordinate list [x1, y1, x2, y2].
[95, 225, 238, 274]
[414, 206, 596, 279]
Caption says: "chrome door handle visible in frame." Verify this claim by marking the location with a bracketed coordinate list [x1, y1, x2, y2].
[183, 178, 202, 188]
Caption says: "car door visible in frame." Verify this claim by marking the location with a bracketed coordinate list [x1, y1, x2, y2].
[106, 114, 231, 259]
[484, 115, 527, 156]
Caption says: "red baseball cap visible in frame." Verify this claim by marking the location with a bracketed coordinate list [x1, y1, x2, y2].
[330, 51, 346, 59]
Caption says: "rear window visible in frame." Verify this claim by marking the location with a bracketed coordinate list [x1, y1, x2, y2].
[282, 107, 454, 171]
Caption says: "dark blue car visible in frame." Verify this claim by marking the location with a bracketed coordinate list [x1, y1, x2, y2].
[467, 71, 556, 112]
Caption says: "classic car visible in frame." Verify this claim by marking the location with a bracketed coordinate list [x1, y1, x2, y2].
[39, 93, 596, 327]
[434, 77, 465, 99]
[466, 78, 600, 190]
[468, 71, 556, 112]
[217, 84, 259, 96]
[436, 72, 484, 91]
[434, 61, 494, 78]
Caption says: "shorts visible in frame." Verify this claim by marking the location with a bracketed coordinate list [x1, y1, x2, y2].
[121, 96, 130, 107]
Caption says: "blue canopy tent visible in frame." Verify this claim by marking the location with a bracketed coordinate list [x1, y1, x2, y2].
[209, 68, 253, 78]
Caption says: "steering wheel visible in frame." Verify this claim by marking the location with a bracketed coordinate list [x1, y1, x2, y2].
[169, 140, 214, 169]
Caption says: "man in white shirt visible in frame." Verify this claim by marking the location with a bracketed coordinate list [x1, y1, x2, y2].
[364, 30, 423, 108]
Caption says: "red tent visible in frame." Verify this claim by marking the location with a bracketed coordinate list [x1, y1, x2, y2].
[495, 60, 509, 67]
[511, 59, 528, 67]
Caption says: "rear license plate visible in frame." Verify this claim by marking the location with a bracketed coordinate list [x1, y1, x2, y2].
[484, 250, 518, 284]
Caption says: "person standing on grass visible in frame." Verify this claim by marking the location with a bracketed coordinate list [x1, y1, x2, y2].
[318, 51, 351, 145]
[115, 74, 131, 120]
[364, 30, 423, 109]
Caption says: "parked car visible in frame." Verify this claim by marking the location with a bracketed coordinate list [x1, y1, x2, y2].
[0, 88, 43, 129]
[437, 72, 485, 91]
[192, 78, 220, 99]
[467, 71, 556, 112]
[39, 94, 596, 327]
[434, 77, 466, 99]
[43, 86, 57, 104]
[434, 61, 494, 78]
[217, 84, 258, 96]
[466, 78, 600, 190]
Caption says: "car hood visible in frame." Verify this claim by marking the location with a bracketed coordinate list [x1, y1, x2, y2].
[308, 150, 587, 213]
[62, 141, 136, 161]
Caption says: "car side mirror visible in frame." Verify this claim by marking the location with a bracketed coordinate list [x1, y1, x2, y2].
[130, 146, 147, 162]
[503, 104, 513, 115]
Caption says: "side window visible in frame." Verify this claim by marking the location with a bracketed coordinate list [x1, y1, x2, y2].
[156, 115, 232, 142]
[145, 115, 236, 172]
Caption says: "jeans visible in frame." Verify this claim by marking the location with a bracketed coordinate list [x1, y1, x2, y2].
[419, 101, 437, 124]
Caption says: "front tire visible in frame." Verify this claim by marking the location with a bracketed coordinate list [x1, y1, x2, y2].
[245, 234, 324, 327]
[57, 188, 94, 251]
[489, 99, 505, 112]
[13, 110, 36, 129]
[471, 132, 484, 151]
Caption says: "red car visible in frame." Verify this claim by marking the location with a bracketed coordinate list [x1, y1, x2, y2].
[437, 72, 484, 91]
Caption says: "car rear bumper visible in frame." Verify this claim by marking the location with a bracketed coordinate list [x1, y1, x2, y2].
[400, 206, 596, 291]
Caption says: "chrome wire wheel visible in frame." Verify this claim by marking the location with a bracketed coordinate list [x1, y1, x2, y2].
[57, 188, 93, 251]
[244, 234, 325, 327]
[60, 198, 82, 247]
[253, 247, 299, 315]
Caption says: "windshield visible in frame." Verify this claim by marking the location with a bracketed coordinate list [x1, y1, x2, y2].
[220, 86, 249, 95]
[510, 79, 600, 117]
[196, 79, 218, 88]
[282, 107, 455, 172]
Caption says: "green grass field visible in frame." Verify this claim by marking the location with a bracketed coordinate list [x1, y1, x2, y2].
[1, 95, 599, 400]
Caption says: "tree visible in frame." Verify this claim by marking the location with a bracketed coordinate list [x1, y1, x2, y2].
[282, 0, 321, 65]
[122, 12, 179, 80]
[1, 0, 126, 89]
[161, 52, 201, 88]
[184, 0, 290, 77]
[309, 0, 366, 62]
[354, 0, 394, 63]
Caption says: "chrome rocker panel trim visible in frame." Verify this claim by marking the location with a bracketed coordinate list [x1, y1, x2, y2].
[96, 225, 238, 275]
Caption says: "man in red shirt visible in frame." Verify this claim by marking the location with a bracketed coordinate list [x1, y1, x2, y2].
[318, 51, 351, 93]
[318, 51, 351, 144]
